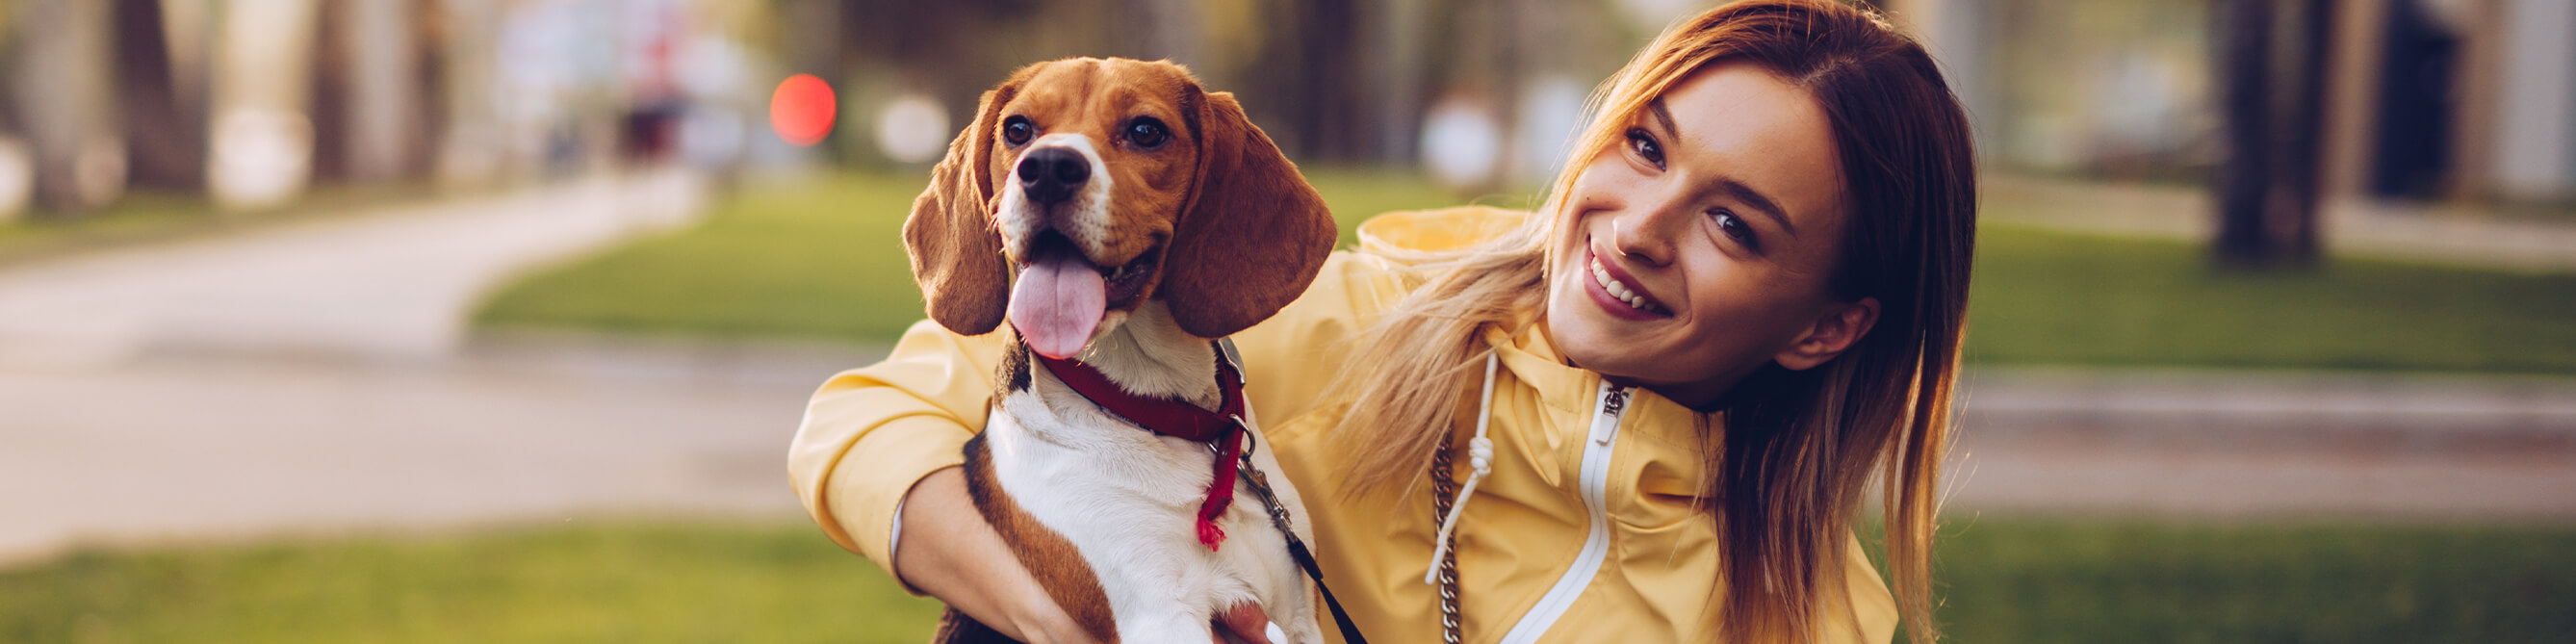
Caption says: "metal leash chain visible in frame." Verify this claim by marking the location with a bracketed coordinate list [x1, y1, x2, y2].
[1429, 439, 1464, 644]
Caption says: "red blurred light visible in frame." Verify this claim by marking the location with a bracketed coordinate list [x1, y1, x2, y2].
[770, 74, 837, 146]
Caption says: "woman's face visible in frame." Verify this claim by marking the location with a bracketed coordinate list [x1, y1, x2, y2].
[1545, 62, 1879, 408]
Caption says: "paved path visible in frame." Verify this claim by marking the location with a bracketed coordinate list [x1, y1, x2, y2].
[0, 340, 860, 565]
[0, 169, 704, 369]
[1951, 368, 2576, 521]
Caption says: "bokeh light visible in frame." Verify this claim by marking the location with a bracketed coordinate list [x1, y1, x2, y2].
[769, 73, 836, 146]
[875, 93, 949, 165]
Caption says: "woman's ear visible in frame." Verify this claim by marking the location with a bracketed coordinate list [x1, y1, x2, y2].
[1161, 90, 1338, 339]
[1774, 296, 1880, 371]
[902, 81, 1021, 335]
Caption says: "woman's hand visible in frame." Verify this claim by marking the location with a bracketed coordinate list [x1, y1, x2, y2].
[894, 467, 1097, 643]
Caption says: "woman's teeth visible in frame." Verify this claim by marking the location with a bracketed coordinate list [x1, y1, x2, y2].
[1589, 257, 1666, 315]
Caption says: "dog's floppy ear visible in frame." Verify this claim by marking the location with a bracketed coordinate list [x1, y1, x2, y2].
[904, 82, 1020, 335]
[1163, 90, 1337, 339]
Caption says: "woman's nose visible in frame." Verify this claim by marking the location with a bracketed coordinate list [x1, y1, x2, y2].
[1610, 201, 1685, 268]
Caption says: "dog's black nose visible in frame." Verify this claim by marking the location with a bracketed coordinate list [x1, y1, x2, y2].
[1017, 147, 1090, 205]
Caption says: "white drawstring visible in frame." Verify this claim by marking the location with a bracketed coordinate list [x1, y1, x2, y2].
[1425, 351, 1500, 584]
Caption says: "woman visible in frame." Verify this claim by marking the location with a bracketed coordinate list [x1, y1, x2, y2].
[789, 0, 1974, 641]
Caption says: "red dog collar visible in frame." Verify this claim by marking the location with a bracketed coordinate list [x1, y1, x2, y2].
[1032, 347, 1248, 551]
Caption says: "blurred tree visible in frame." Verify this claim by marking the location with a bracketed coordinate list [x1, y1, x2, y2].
[1238, 0, 1373, 162]
[2213, 0, 2330, 268]
[312, 0, 425, 183]
[117, 0, 205, 191]
[6, 0, 122, 215]
[433, 0, 503, 191]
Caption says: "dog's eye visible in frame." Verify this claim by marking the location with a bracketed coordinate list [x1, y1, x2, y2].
[1123, 117, 1171, 149]
[1001, 116, 1035, 146]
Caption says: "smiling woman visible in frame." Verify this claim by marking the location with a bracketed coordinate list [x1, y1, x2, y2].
[790, 1, 1976, 642]
[1322, 1, 1975, 641]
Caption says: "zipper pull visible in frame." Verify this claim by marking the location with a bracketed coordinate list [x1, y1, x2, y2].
[1593, 386, 1629, 445]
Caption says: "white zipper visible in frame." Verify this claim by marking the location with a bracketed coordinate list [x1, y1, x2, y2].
[1496, 381, 1630, 644]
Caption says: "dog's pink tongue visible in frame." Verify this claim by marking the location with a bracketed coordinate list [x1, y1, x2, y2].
[1009, 251, 1105, 360]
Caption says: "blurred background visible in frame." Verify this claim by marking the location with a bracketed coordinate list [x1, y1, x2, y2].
[0, 0, 2570, 642]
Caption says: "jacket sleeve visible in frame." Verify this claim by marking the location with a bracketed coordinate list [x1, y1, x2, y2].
[786, 319, 1007, 580]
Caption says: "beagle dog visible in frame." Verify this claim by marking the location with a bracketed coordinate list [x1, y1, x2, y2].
[903, 58, 1337, 644]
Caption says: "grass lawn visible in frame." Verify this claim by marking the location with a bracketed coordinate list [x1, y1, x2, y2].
[475, 169, 2576, 374]
[1968, 227, 2576, 373]
[473, 168, 1476, 343]
[5, 519, 2568, 643]
[1918, 520, 2576, 643]
[0, 522, 944, 644]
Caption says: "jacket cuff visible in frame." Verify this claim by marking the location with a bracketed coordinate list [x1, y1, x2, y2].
[820, 415, 968, 592]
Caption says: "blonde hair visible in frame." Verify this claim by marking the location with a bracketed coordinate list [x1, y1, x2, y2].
[1324, 1, 1976, 641]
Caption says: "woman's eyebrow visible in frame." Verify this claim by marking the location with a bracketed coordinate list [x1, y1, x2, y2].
[1716, 179, 1797, 238]
[1648, 99, 1681, 138]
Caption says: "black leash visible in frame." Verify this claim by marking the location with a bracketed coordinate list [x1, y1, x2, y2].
[1209, 340, 1369, 644]
[1228, 435, 1370, 644]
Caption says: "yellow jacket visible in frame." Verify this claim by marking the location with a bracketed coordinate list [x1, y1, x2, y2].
[788, 207, 1896, 643]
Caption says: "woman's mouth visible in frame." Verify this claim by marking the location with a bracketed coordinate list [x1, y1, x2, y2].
[1585, 250, 1670, 317]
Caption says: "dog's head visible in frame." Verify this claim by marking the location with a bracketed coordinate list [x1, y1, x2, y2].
[904, 58, 1336, 359]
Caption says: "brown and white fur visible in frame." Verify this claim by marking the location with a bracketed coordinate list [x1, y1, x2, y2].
[902, 58, 1338, 644]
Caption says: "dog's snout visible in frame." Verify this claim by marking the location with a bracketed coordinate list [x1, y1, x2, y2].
[1017, 147, 1090, 205]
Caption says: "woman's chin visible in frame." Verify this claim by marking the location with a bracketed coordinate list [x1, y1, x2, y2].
[1545, 283, 1629, 371]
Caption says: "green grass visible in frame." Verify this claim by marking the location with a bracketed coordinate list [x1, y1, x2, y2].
[472, 168, 1467, 343]
[0, 521, 942, 644]
[5, 519, 2569, 642]
[1919, 520, 2576, 643]
[474, 169, 2576, 374]
[476, 172, 934, 342]
[1966, 227, 2576, 374]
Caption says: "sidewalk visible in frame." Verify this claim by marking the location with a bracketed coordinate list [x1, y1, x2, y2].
[1952, 367, 2576, 521]
[0, 340, 862, 566]
[1984, 173, 2576, 272]
[0, 168, 705, 369]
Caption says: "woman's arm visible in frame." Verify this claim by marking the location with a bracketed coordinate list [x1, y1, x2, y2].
[894, 468, 1098, 642]
[788, 319, 1109, 642]
[788, 319, 1003, 563]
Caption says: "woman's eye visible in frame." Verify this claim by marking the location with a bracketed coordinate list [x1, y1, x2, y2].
[1713, 210, 1761, 249]
[1125, 117, 1172, 149]
[1625, 128, 1663, 167]
[1001, 116, 1036, 145]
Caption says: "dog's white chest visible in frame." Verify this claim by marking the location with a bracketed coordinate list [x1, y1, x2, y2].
[986, 385, 1321, 644]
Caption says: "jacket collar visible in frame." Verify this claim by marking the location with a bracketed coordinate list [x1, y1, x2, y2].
[1484, 322, 1712, 498]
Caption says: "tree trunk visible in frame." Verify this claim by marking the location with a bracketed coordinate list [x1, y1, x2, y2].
[117, 0, 205, 191]
[8, 0, 122, 215]
[2214, 0, 2331, 268]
